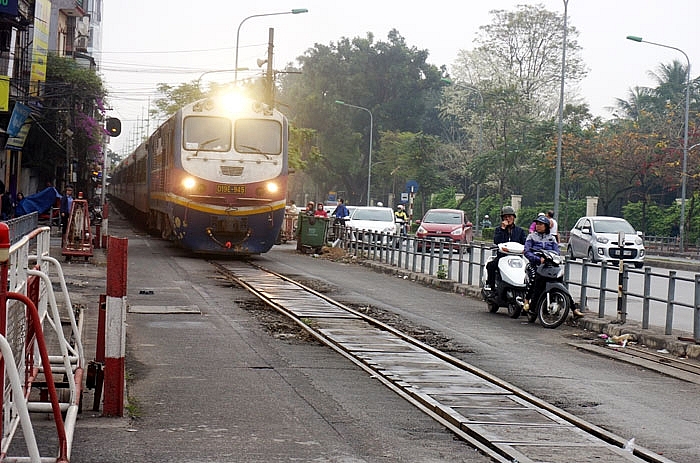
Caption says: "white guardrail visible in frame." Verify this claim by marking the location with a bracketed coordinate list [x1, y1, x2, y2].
[0, 223, 84, 463]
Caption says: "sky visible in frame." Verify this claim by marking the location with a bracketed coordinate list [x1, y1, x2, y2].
[98, 0, 699, 156]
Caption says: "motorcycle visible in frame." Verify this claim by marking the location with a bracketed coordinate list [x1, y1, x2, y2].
[524, 249, 574, 328]
[89, 204, 103, 226]
[395, 217, 407, 236]
[481, 241, 527, 318]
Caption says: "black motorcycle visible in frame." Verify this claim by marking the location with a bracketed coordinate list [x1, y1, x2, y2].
[89, 205, 103, 226]
[524, 249, 573, 328]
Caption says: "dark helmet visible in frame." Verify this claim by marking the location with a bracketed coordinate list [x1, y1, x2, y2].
[501, 206, 516, 218]
[535, 215, 549, 225]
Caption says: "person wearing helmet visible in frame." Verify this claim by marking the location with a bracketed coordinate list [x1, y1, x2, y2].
[529, 212, 546, 232]
[395, 204, 409, 235]
[485, 206, 527, 292]
[494, 206, 526, 245]
[524, 215, 558, 266]
[481, 214, 492, 229]
[522, 214, 583, 316]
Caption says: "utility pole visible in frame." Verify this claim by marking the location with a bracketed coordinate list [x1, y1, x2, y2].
[265, 28, 275, 107]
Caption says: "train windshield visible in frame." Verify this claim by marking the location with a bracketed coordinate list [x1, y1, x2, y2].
[234, 119, 282, 155]
[183, 116, 232, 152]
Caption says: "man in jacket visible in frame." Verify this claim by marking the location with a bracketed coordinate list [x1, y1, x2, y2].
[485, 206, 527, 291]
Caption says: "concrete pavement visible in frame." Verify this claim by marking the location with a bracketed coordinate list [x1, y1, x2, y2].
[26, 215, 698, 462]
[51, 215, 488, 463]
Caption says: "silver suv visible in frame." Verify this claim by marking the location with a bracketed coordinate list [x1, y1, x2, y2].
[567, 216, 645, 268]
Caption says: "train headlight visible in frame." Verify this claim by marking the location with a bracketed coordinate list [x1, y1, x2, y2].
[183, 177, 197, 190]
[218, 91, 247, 115]
[266, 182, 279, 194]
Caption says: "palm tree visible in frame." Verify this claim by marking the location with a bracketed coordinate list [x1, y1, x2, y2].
[609, 86, 656, 120]
[649, 60, 688, 110]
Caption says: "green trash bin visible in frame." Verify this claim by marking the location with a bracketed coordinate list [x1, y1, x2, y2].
[297, 214, 330, 252]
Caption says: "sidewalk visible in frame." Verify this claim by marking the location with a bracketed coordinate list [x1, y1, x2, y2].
[51, 216, 480, 463]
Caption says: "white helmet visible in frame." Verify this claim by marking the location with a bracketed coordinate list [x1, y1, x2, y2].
[484, 215, 489, 219]
[398, 204, 404, 210]
[377, 202, 384, 207]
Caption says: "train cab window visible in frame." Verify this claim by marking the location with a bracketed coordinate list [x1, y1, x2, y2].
[183, 116, 231, 152]
[234, 119, 282, 155]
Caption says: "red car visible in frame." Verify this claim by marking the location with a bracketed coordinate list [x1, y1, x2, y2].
[416, 208, 473, 251]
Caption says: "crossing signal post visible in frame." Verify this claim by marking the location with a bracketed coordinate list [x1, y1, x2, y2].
[105, 117, 121, 137]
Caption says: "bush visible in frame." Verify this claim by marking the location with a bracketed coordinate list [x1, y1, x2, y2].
[481, 227, 494, 241]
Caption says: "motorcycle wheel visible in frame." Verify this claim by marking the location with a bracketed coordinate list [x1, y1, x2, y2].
[507, 302, 521, 318]
[508, 290, 525, 318]
[537, 288, 571, 329]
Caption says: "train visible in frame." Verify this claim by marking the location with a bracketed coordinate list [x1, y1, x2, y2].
[109, 93, 288, 255]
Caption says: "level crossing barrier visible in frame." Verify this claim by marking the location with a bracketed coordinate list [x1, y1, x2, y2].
[336, 228, 700, 343]
[0, 223, 84, 462]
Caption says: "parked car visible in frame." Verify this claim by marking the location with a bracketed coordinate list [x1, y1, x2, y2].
[567, 216, 645, 268]
[415, 208, 473, 251]
[346, 206, 396, 245]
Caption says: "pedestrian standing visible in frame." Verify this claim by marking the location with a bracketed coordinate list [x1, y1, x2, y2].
[547, 210, 559, 242]
[60, 185, 74, 245]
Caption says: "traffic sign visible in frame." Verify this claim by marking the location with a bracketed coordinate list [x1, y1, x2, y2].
[406, 180, 419, 193]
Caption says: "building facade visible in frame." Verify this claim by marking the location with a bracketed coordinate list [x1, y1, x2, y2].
[0, 0, 104, 207]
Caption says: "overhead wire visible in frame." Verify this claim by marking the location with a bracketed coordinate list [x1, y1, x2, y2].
[94, 41, 274, 156]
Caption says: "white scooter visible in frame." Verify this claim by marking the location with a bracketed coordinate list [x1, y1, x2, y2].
[481, 241, 528, 318]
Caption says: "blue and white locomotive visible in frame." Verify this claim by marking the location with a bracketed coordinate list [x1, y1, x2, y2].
[110, 93, 288, 254]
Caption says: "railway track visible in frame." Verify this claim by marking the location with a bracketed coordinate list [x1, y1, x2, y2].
[213, 260, 676, 463]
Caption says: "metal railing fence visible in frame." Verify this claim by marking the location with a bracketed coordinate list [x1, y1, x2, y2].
[336, 228, 700, 342]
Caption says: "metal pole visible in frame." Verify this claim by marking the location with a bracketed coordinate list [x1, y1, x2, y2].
[234, 9, 308, 83]
[265, 28, 275, 107]
[554, 0, 569, 220]
[368, 110, 373, 206]
[626, 36, 690, 252]
[442, 79, 484, 227]
[475, 183, 480, 236]
[335, 101, 373, 206]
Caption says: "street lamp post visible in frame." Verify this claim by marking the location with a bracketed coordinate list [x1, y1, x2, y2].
[441, 78, 484, 233]
[627, 35, 690, 252]
[554, 0, 569, 221]
[196, 69, 236, 91]
[234, 8, 308, 82]
[335, 100, 373, 206]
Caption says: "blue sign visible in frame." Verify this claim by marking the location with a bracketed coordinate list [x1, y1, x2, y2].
[7, 102, 31, 137]
[0, 1, 19, 16]
[405, 180, 419, 194]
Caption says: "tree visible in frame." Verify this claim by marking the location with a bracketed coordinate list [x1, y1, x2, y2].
[441, 4, 587, 210]
[150, 81, 206, 121]
[25, 54, 107, 193]
[453, 4, 586, 118]
[372, 130, 449, 209]
[609, 86, 657, 121]
[277, 29, 447, 205]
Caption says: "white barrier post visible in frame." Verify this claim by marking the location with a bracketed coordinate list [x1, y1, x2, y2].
[103, 236, 127, 416]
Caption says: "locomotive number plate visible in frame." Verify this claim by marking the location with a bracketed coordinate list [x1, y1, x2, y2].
[216, 184, 246, 194]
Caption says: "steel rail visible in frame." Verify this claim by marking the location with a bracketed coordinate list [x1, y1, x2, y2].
[213, 260, 676, 463]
